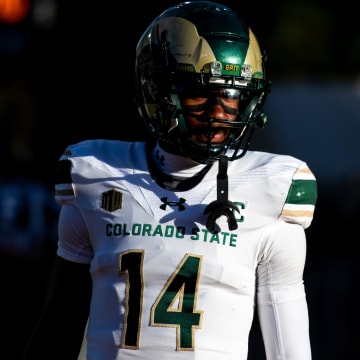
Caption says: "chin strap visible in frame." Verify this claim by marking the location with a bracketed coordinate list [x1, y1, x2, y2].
[204, 155, 240, 233]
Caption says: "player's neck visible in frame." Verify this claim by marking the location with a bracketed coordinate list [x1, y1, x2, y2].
[151, 142, 208, 179]
[146, 142, 213, 191]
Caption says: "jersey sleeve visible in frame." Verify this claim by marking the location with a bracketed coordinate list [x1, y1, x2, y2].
[57, 203, 93, 264]
[280, 162, 317, 229]
[256, 221, 311, 360]
[54, 144, 93, 264]
[54, 149, 76, 205]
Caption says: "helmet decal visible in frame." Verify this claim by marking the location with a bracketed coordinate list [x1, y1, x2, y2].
[244, 29, 265, 78]
[152, 17, 217, 73]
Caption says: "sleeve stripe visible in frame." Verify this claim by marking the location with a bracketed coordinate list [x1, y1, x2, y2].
[281, 208, 315, 218]
[285, 179, 317, 205]
[55, 183, 75, 203]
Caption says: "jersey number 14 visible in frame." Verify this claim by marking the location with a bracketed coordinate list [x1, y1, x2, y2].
[119, 250, 203, 351]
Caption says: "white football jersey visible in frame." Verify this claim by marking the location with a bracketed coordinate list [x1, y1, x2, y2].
[55, 139, 317, 360]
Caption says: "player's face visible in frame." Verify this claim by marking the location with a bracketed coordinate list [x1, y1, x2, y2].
[181, 89, 240, 143]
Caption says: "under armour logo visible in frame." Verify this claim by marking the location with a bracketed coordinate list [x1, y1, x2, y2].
[160, 197, 186, 211]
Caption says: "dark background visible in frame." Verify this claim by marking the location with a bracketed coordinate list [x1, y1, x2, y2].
[1, 0, 359, 358]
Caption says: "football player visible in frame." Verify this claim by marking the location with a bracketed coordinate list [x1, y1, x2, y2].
[23, 2, 317, 359]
